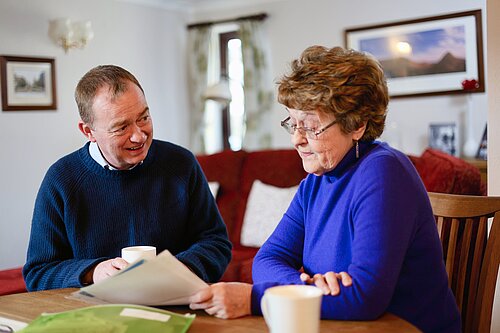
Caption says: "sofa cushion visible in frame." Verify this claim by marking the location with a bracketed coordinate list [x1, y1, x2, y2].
[409, 148, 482, 195]
[233, 149, 307, 246]
[197, 150, 247, 243]
[208, 182, 220, 197]
[241, 180, 299, 247]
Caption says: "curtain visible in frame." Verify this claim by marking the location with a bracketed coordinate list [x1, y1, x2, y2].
[239, 20, 274, 151]
[187, 27, 211, 154]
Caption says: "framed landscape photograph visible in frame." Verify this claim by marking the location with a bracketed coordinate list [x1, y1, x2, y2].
[0, 55, 57, 111]
[345, 10, 484, 98]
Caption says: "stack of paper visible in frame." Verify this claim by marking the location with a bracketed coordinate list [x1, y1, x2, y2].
[75, 250, 208, 306]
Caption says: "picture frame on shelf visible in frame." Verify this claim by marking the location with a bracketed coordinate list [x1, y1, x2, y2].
[344, 10, 484, 98]
[476, 125, 487, 160]
[429, 123, 458, 156]
[0, 55, 57, 111]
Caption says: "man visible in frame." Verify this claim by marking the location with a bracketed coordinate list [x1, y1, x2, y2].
[23, 65, 231, 290]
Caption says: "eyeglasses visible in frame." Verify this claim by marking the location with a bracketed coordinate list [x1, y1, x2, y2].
[280, 116, 338, 140]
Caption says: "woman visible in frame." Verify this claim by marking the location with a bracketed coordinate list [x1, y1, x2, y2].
[189, 46, 460, 333]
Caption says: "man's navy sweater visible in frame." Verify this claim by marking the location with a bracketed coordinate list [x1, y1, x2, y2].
[24, 140, 231, 290]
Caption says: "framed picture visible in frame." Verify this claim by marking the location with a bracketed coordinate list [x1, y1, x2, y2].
[345, 10, 484, 98]
[0, 55, 57, 111]
[476, 125, 487, 160]
[429, 123, 457, 156]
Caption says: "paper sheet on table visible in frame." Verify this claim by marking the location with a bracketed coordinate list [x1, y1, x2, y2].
[0, 316, 28, 332]
[75, 250, 208, 306]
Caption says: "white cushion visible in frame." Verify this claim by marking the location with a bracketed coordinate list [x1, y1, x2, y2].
[240, 180, 299, 247]
[208, 182, 220, 198]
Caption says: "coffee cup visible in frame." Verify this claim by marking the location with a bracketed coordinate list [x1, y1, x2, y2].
[261, 285, 323, 333]
[121, 246, 156, 264]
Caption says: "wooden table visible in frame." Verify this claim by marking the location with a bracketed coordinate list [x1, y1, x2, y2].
[0, 288, 421, 332]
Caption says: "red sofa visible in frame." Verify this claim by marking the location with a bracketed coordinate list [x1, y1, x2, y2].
[0, 147, 484, 295]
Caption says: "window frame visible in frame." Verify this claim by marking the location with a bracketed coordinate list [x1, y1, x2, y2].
[219, 31, 239, 150]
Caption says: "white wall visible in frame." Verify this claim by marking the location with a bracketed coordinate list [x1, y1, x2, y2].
[190, 0, 487, 156]
[0, 0, 189, 269]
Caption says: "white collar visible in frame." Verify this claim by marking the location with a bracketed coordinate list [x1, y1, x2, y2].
[89, 141, 115, 169]
[88, 142, 142, 170]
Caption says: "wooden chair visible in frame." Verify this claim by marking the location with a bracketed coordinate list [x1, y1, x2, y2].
[428, 192, 500, 333]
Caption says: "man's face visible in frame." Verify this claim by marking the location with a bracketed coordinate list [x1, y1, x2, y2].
[79, 81, 153, 170]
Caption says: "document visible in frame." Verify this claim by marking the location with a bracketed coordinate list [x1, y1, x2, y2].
[0, 316, 28, 332]
[74, 250, 208, 306]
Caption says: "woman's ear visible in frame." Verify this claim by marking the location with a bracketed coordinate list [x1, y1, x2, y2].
[352, 122, 367, 141]
[78, 120, 97, 142]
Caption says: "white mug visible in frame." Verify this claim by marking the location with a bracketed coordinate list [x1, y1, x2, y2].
[261, 285, 323, 333]
[121, 246, 156, 264]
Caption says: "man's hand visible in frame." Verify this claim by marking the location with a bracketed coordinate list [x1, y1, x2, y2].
[300, 271, 352, 295]
[83, 257, 129, 285]
[189, 282, 253, 319]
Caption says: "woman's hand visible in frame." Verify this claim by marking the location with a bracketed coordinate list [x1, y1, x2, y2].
[300, 271, 352, 295]
[189, 282, 253, 319]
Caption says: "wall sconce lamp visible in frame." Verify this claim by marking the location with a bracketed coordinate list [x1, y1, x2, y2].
[204, 77, 232, 105]
[48, 18, 94, 53]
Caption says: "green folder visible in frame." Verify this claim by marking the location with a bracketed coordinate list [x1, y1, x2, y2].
[18, 304, 195, 333]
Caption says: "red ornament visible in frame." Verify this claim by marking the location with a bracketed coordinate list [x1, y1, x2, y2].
[461, 79, 479, 90]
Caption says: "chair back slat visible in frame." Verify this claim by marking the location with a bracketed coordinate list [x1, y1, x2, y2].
[428, 192, 500, 333]
[474, 211, 500, 332]
[454, 218, 474, 311]
[445, 219, 459, 287]
[436, 216, 445, 238]
[466, 217, 487, 332]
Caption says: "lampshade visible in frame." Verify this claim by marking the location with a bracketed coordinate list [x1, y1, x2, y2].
[48, 18, 94, 53]
[204, 78, 231, 104]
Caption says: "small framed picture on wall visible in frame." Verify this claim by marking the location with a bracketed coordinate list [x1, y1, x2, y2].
[476, 125, 487, 160]
[429, 123, 458, 156]
[0, 55, 57, 111]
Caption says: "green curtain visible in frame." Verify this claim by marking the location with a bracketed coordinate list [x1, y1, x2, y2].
[239, 20, 274, 150]
[187, 27, 211, 154]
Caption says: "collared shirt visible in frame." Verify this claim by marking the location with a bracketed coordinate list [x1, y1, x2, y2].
[89, 141, 141, 170]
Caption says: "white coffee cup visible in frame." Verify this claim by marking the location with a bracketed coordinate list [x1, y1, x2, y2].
[261, 285, 323, 333]
[121, 246, 156, 264]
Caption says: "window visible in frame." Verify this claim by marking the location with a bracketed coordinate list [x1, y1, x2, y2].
[204, 28, 245, 153]
[221, 31, 245, 151]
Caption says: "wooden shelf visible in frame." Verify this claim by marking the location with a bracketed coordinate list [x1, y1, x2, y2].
[463, 158, 487, 184]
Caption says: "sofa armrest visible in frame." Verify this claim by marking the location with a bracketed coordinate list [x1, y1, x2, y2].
[0, 267, 26, 296]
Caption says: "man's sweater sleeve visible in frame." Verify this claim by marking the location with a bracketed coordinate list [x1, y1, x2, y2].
[174, 157, 232, 283]
[23, 166, 105, 291]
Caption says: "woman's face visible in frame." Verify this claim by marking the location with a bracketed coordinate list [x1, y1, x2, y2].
[286, 108, 365, 176]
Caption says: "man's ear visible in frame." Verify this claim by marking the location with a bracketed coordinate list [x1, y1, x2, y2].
[353, 122, 367, 141]
[78, 120, 97, 142]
